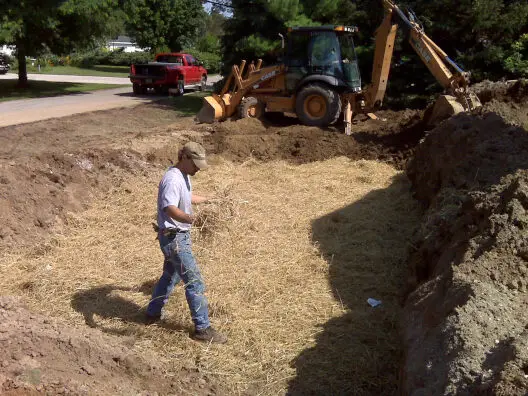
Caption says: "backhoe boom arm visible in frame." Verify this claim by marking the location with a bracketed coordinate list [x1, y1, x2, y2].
[366, 0, 473, 110]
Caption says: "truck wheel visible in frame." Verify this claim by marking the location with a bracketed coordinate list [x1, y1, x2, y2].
[238, 97, 263, 119]
[175, 80, 185, 96]
[132, 83, 143, 95]
[154, 86, 168, 95]
[295, 83, 341, 127]
[199, 75, 207, 91]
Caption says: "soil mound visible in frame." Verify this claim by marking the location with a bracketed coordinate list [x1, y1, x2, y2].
[472, 79, 528, 128]
[403, 112, 528, 395]
[0, 149, 150, 250]
[202, 109, 425, 168]
[0, 296, 215, 395]
[472, 79, 528, 104]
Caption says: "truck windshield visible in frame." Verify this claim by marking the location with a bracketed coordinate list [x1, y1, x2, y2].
[156, 55, 183, 65]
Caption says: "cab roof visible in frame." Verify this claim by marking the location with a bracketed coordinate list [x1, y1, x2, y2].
[288, 25, 358, 33]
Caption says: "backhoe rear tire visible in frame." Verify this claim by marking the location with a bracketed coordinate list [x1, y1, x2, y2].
[295, 83, 341, 127]
[238, 97, 263, 119]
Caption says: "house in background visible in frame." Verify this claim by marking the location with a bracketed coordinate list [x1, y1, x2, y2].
[106, 36, 147, 53]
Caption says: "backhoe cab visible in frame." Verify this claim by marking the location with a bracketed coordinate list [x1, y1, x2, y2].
[284, 26, 362, 94]
[196, 0, 481, 133]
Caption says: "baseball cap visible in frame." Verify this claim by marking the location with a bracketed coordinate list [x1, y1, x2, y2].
[182, 142, 208, 169]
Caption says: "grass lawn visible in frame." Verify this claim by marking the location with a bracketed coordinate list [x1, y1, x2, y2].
[0, 79, 128, 102]
[25, 64, 130, 78]
[169, 90, 210, 116]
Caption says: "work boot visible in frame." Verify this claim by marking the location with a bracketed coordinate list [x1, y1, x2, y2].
[193, 327, 227, 344]
[144, 313, 162, 325]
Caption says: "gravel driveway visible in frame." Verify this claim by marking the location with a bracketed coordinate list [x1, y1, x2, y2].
[0, 73, 132, 85]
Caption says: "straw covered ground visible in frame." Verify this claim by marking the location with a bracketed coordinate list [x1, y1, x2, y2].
[0, 156, 421, 394]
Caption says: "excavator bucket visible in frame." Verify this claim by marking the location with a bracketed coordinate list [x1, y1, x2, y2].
[425, 93, 482, 127]
[196, 94, 226, 124]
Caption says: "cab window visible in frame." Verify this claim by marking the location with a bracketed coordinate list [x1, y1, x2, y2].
[156, 55, 183, 65]
[185, 56, 197, 66]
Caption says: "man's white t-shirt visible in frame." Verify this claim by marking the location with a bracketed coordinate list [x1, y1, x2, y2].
[157, 167, 192, 231]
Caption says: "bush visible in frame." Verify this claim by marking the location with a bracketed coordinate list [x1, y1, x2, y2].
[69, 49, 107, 67]
[69, 49, 153, 67]
[183, 49, 222, 74]
[54, 47, 222, 72]
[504, 34, 528, 78]
[106, 50, 152, 66]
[35, 54, 67, 67]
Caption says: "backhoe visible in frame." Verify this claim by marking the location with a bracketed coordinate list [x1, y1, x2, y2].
[196, 0, 481, 134]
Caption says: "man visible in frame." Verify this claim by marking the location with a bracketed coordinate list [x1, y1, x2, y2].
[146, 141, 227, 344]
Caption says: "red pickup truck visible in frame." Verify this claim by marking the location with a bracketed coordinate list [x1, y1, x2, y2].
[129, 53, 207, 95]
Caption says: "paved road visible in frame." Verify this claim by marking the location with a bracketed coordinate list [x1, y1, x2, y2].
[0, 73, 222, 128]
[0, 73, 132, 85]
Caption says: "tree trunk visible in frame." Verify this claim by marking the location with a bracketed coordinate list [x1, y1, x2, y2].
[16, 44, 28, 88]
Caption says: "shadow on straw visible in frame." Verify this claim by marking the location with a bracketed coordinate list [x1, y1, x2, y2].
[288, 174, 421, 395]
[70, 281, 191, 335]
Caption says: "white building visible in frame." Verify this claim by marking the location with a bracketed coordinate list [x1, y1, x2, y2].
[106, 36, 147, 53]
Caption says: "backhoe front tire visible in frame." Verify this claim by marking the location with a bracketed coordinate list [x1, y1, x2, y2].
[238, 97, 263, 119]
[295, 83, 341, 127]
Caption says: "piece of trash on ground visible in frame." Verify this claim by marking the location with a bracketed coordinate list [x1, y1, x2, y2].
[367, 298, 382, 307]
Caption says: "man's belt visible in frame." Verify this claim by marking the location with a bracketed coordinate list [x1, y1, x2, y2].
[152, 223, 188, 237]
[160, 228, 188, 236]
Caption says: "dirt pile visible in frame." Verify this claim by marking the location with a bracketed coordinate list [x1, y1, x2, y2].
[403, 111, 528, 395]
[0, 102, 193, 252]
[473, 79, 528, 128]
[201, 109, 425, 169]
[0, 149, 151, 250]
[0, 296, 216, 395]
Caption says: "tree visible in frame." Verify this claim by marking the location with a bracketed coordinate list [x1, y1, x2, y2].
[195, 10, 226, 53]
[0, 0, 123, 86]
[221, 0, 318, 71]
[221, 0, 385, 72]
[123, 0, 206, 53]
[222, 0, 528, 88]
[398, 0, 528, 80]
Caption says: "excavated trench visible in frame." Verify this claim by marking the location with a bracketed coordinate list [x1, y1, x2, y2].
[0, 79, 527, 394]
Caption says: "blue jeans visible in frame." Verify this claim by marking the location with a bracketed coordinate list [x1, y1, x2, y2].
[146, 232, 210, 330]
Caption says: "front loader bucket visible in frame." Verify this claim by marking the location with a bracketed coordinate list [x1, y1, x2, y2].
[425, 93, 482, 127]
[196, 95, 225, 124]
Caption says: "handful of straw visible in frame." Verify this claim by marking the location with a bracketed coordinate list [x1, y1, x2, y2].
[193, 186, 244, 238]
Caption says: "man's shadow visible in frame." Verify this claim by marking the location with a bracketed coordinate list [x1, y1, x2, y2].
[287, 176, 417, 395]
[71, 280, 190, 336]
